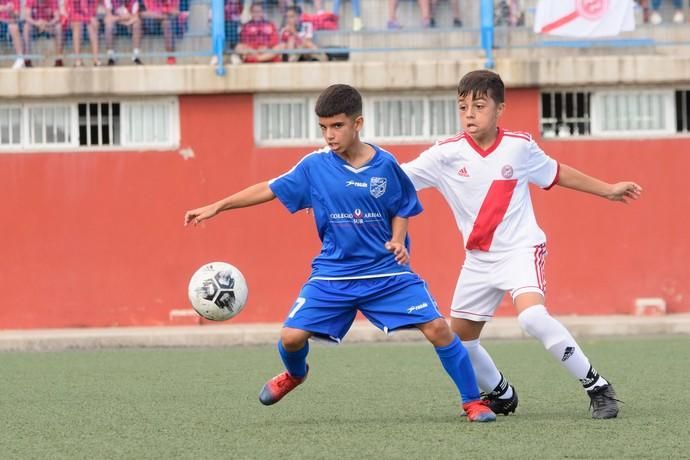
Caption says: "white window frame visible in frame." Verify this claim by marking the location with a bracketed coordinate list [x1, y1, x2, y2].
[0, 97, 179, 153]
[0, 104, 23, 150]
[121, 98, 180, 150]
[254, 93, 459, 146]
[541, 87, 685, 140]
[366, 95, 429, 142]
[428, 95, 461, 138]
[253, 96, 319, 146]
[591, 90, 676, 137]
[539, 89, 592, 139]
[23, 101, 78, 151]
[76, 101, 121, 149]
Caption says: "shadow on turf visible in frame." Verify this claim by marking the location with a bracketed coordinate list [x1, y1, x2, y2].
[246, 413, 488, 426]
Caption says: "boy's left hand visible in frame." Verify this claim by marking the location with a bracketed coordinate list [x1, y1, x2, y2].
[606, 182, 642, 203]
[385, 241, 409, 265]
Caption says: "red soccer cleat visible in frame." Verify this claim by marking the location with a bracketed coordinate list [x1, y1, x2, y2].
[259, 369, 307, 406]
[462, 399, 497, 422]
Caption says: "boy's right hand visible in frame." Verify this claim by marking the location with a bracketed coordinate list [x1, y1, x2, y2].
[184, 204, 219, 226]
[605, 181, 642, 203]
[384, 241, 410, 265]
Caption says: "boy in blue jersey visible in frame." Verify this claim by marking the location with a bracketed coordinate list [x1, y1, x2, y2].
[184, 84, 496, 422]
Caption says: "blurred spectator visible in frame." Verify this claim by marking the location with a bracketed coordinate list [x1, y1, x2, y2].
[104, 0, 143, 65]
[449, 0, 462, 27]
[650, 0, 685, 24]
[388, 0, 430, 28]
[22, 0, 65, 67]
[280, 5, 325, 61]
[142, 0, 179, 64]
[277, 0, 322, 12]
[495, 0, 523, 27]
[65, 0, 101, 66]
[388, 0, 461, 29]
[224, 0, 242, 51]
[0, 0, 26, 68]
[637, 0, 651, 23]
[235, 1, 282, 63]
[331, 0, 363, 30]
[300, 9, 338, 30]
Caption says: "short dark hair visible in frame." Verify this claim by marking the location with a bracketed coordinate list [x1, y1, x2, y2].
[457, 70, 505, 104]
[286, 5, 301, 15]
[314, 84, 363, 118]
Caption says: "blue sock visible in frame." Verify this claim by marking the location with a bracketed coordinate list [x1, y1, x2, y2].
[435, 336, 481, 403]
[277, 340, 309, 378]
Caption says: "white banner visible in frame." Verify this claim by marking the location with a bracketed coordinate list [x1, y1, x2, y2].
[534, 0, 635, 38]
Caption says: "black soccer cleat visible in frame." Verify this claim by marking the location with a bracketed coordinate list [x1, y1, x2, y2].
[482, 384, 518, 416]
[588, 384, 620, 419]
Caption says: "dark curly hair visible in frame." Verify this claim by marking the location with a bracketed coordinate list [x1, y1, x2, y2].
[315, 84, 363, 119]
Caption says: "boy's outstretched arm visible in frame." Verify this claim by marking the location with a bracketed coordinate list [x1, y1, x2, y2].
[184, 181, 276, 226]
[556, 164, 642, 203]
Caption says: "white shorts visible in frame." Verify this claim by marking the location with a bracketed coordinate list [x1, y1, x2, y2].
[450, 244, 547, 321]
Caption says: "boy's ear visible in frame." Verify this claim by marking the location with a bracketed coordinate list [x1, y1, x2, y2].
[496, 102, 506, 117]
[354, 115, 364, 132]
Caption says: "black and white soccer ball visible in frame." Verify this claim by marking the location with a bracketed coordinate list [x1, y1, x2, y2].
[187, 262, 249, 321]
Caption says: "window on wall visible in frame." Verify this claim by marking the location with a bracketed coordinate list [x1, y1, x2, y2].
[123, 100, 177, 147]
[254, 97, 314, 144]
[253, 93, 459, 145]
[28, 104, 74, 146]
[675, 90, 690, 133]
[540, 91, 592, 138]
[0, 97, 179, 152]
[372, 98, 426, 139]
[591, 91, 675, 136]
[540, 88, 689, 139]
[429, 97, 459, 138]
[368, 96, 458, 141]
[0, 106, 22, 147]
[78, 102, 119, 147]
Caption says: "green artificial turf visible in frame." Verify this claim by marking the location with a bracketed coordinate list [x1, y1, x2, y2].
[1, 337, 688, 459]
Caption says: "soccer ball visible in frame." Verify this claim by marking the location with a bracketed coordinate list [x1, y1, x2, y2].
[187, 262, 249, 321]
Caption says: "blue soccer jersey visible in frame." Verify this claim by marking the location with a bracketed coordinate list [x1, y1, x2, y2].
[268, 144, 423, 279]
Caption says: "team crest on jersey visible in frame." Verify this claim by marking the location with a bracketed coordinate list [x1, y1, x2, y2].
[370, 177, 387, 198]
[501, 165, 514, 179]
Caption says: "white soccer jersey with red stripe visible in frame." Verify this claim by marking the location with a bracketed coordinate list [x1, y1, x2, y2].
[402, 128, 559, 253]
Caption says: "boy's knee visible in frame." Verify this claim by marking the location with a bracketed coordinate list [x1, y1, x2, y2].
[280, 328, 309, 351]
[517, 304, 566, 349]
[517, 304, 548, 337]
[451, 317, 484, 341]
[419, 318, 453, 346]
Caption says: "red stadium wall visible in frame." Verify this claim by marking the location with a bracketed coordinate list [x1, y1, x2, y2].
[1, 91, 688, 329]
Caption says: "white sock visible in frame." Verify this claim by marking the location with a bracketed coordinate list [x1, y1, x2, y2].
[518, 305, 608, 392]
[462, 338, 513, 399]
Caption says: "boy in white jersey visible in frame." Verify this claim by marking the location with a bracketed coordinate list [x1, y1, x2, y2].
[184, 84, 496, 422]
[401, 70, 642, 419]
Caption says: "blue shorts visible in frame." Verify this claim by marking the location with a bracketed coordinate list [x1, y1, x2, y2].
[283, 274, 443, 343]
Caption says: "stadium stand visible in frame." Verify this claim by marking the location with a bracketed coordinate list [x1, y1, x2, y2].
[1, 0, 689, 67]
